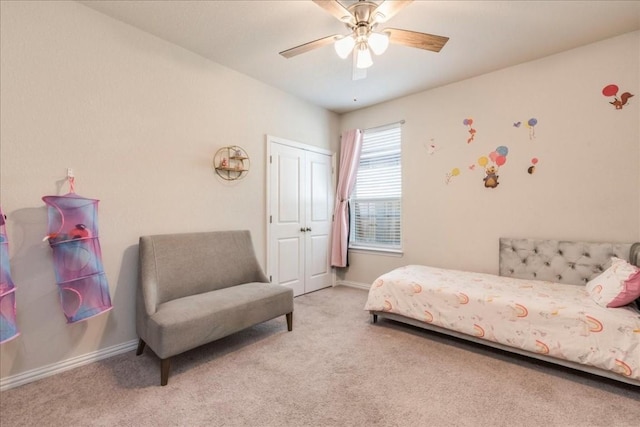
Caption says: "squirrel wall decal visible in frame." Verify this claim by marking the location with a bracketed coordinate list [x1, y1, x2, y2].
[609, 92, 634, 110]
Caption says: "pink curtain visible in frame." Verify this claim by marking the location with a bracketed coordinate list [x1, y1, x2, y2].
[331, 129, 363, 268]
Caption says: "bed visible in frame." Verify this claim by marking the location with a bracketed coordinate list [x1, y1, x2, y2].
[365, 238, 640, 386]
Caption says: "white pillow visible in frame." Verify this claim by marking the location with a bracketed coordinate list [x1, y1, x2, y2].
[585, 257, 640, 308]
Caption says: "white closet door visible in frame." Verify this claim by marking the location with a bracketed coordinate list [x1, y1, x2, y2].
[268, 138, 334, 297]
[269, 142, 305, 296]
[304, 150, 333, 293]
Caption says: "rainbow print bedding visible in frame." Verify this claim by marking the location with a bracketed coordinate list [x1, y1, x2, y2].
[364, 265, 640, 382]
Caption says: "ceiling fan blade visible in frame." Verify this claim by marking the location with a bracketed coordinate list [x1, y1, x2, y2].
[384, 28, 449, 52]
[370, 0, 413, 23]
[279, 34, 340, 58]
[313, 0, 356, 25]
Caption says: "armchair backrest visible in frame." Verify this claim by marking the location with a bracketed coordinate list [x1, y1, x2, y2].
[138, 230, 268, 313]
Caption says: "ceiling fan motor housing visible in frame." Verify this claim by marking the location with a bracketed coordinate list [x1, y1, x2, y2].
[346, 1, 380, 31]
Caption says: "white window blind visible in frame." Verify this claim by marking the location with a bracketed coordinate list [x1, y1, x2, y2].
[349, 124, 402, 250]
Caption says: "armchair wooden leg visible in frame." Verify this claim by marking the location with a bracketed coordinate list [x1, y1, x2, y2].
[160, 358, 171, 386]
[286, 312, 293, 331]
[136, 339, 146, 356]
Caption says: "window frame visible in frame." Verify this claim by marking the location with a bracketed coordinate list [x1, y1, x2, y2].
[348, 123, 402, 254]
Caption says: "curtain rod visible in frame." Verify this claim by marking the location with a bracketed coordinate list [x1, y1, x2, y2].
[364, 119, 405, 132]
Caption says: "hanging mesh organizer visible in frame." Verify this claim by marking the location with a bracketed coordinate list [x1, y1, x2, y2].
[43, 184, 112, 323]
[0, 207, 20, 343]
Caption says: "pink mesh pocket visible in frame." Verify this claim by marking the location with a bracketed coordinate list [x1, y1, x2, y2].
[43, 192, 112, 323]
[50, 237, 104, 283]
[0, 290, 19, 343]
[0, 207, 19, 343]
[58, 273, 112, 323]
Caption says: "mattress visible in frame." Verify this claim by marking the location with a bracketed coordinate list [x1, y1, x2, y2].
[364, 265, 640, 381]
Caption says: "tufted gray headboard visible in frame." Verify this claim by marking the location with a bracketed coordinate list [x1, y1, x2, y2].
[499, 238, 640, 286]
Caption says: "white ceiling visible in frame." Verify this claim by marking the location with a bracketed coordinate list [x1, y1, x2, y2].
[78, 0, 640, 114]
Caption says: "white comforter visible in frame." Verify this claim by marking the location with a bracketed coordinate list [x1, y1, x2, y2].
[364, 265, 640, 381]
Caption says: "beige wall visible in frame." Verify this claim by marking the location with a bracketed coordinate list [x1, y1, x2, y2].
[339, 31, 640, 285]
[0, 1, 339, 379]
[2, 0, 638, 385]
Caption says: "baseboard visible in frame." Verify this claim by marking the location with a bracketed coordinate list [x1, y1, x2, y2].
[0, 339, 139, 392]
[335, 280, 371, 290]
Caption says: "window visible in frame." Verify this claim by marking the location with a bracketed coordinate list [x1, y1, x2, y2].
[349, 123, 402, 251]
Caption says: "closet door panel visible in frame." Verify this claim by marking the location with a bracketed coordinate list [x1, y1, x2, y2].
[304, 151, 333, 293]
[269, 142, 305, 296]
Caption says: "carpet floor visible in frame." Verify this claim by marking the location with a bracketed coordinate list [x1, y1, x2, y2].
[0, 285, 638, 426]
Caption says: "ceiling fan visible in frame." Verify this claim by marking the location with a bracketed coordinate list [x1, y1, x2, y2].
[279, 0, 449, 80]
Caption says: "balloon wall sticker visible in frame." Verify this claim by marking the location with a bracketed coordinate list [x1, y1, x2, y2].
[463, 118, 476, 143]
[477, 145, 509, 189]
[602, 84, 634, 110]
[526, 118, 537, 139]
[528, 157, 539, 174]
[445, 167, 460, 184]
[42, 172, 113, 323]
[0, 208, 19, 344]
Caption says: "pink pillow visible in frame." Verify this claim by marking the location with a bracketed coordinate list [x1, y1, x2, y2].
[585, 257, 640, 308]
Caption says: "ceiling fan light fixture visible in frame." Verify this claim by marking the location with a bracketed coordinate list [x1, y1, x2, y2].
[371, 12, 385, 24]
[334, 35, 356, 59]
[356, 43, 373, 69]
[368, 31, 389, 55]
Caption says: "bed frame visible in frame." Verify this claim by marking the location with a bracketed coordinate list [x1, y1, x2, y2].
[370, 238, 640, 387]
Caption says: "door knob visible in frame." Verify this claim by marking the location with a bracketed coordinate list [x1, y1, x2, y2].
[305, 227, 312, 232]
[300, 228, 306, 232]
